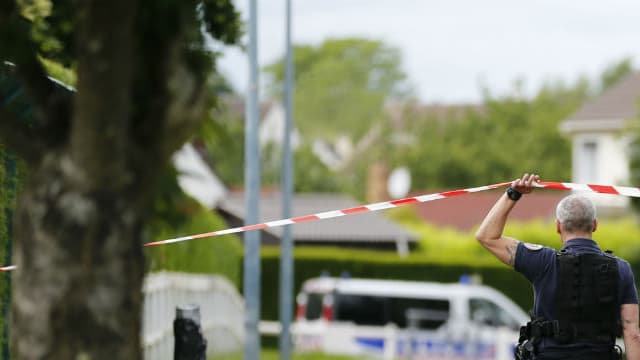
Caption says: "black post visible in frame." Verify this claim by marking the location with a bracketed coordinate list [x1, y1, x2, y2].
[174, 304, 207, 360]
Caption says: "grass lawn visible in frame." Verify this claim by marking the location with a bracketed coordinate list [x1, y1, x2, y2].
[209, 349, 370, 360]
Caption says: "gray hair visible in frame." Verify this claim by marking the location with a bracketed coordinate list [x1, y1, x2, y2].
[555, 194, 597, 233]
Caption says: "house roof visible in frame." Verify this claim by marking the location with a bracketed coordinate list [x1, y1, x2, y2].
[414, 189, 564, 232]
[561, 72, 640, 133]
[218, 191, 418, 244]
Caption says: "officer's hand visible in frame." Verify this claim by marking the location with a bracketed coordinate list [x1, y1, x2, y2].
[511, 173, 540, 194]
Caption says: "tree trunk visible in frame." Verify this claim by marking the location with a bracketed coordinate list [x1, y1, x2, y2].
[12, 155, 145, 359]
[11, 1, 145, 358]
[4, 0, 212, 357]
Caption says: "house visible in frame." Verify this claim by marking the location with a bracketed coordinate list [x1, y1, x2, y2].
[414, 189, 564, 232]
[172, 142, 227, 209]
[258, 101, 301, 149]
[217, 191, 418, 255]
[559, 72, 640, 210]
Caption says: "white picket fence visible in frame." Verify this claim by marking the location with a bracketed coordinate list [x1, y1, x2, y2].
[142, 271, 244, 360]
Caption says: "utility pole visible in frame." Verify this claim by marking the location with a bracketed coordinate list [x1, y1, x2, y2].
[279, 0, 294, 359]
[244, 0, 261, 359]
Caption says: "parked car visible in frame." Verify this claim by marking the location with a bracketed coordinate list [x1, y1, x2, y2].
[293, 276, 528, 360]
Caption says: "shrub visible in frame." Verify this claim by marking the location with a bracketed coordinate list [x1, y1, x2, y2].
[146, 206, 243, 288]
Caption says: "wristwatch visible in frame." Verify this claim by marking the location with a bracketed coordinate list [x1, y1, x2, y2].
[506, 187, 522, 201]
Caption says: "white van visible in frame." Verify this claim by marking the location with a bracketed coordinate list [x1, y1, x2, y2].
[293, 277, 528, 360]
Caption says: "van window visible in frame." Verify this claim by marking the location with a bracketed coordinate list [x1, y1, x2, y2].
[469, 297, 520, 330]
[305, 293, 324, 320]
[394, 298, 449, 329]
[334, 294, 387, 326]
[334, 294, 449, 329]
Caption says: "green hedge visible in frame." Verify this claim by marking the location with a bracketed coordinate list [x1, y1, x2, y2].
[146, 204, 243, 289]
[144, 166, 243, 289]
[0, 147, 20, 358]
[259, 246, 532, 321]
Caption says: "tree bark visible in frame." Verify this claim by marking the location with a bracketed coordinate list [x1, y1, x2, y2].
[12, 156, 145, 359]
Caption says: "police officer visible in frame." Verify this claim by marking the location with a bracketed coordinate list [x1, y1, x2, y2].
[475, 173, 640, 359]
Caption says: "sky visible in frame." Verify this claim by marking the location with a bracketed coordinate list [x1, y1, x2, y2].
[215, 0, 640, 104]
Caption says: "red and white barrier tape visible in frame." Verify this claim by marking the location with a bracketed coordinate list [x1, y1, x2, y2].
[143, 180, 640, 247]
[0, 265, 17, 272]
[535, 181, 640, 197]
[2, 180, 639, 272]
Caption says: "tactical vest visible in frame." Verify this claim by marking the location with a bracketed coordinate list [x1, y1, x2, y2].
[524, 249, 620, 345]
[554, 249, 619, 343]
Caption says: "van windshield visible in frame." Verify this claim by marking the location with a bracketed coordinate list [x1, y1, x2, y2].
[334, 293, 449, 329]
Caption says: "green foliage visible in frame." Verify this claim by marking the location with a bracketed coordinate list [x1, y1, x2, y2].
[508, 218, 640, 262]
[201, 104, 343, 192]
[630, 142, 640, 211]
[16, 0, 51, 20]
[146, 207, 243, 288]
[199, 99, 245, 186]
[214, 48, 635, 201]
[14, 0, 242, 75]
[16, 0, 75, 67]
[0, 146, 23, 357]
[391, 205, 640, 263]
[627, 101, 640, 211]
[292, 145, 342, 193]
[599, 57, 634, 92]
[201, 0, 243, 46]
[210, 349, 364, 360]
[145, 167, 243, 287]
[392, 78, 589, 189]
[39, 57, 75, 86]
[260, 143, 343, 193]
[264, 38, 411, 141]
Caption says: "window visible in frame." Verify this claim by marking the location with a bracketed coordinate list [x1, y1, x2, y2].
[578, 141, 598, 183]
[333, 294, 450, 329]
[469, 298, 520, 330]
[391, 298, 449, 329]
[305, 293, 324, 320]
[334, 294, 387, 326]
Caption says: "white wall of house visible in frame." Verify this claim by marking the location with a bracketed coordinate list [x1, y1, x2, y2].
[259, 102, 301, 149]
[571, 131, 632, 208]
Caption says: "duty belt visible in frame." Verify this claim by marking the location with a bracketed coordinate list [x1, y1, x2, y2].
[526, 318, 615, 344]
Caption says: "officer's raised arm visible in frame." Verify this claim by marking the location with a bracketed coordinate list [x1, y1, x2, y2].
[475, 173, 540, 267]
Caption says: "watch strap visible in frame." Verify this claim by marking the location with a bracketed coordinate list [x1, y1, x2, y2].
[506, 187, 522, 201]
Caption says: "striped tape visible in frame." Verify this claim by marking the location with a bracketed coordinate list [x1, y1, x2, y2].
[143, 180, 640, 247]
[143, 181, 509, 247]
[2, 180, 639, 272]
[0, 265, 16, 272]
[535, 181, 640, 197]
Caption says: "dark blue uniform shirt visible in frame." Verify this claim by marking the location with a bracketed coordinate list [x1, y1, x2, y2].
[514, 238, 638, 358]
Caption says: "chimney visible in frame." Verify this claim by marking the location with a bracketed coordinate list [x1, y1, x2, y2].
[367, 161, 389, 203]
